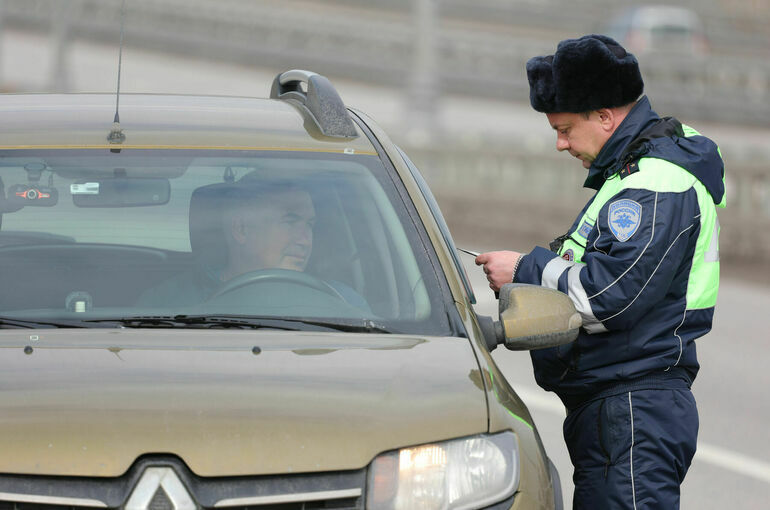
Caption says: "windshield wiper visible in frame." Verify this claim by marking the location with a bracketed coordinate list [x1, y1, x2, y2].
[0, 317, 93, 329]
[177, 315, 394, 333]
[83, 315, 394, 333]
[279, 317, 394, 334]
[81, 315, 296, 330]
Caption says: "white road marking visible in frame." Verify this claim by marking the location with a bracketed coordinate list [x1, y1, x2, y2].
[695, 444, 770, 484]
[513, 385, 770, 485]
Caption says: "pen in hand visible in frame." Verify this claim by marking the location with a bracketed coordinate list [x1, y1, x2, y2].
[458, 247, 501, 299]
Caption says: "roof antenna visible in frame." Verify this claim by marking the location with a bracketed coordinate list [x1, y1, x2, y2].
[107, 0, 127, 150]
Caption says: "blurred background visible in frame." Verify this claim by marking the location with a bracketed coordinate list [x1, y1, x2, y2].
[1, 0, 769, 508]
[1, 0, 769, 277]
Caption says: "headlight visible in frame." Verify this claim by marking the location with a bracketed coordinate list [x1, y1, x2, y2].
[366, 432, 519, 510]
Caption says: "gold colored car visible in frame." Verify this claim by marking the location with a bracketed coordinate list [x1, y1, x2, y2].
[0, 71, 577, 509]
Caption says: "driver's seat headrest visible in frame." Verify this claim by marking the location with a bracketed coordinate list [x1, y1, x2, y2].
[188, 182, 231, 268]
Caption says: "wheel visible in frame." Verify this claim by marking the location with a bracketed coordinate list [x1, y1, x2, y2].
[208, 268, 344, 301]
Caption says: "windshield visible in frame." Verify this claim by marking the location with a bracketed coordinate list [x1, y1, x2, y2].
[0, 149, 451, 335]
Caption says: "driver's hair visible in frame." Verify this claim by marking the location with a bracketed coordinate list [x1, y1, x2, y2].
[220, 180, 308, 242]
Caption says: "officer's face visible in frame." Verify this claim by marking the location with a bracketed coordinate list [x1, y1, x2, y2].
[233, 190, 316, 272]
[546, 111, 613, 169]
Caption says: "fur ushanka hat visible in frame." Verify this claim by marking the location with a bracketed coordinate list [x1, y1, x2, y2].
[526, 34, 644, 113]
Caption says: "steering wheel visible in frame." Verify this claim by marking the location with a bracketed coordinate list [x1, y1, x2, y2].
[208, 268, 345, 301]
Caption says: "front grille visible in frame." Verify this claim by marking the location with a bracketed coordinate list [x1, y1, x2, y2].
[0, 456, 366, 510]
[0, 504, 87, 510]
[228, 497, 360, 510]
[0, 495, 364, 510]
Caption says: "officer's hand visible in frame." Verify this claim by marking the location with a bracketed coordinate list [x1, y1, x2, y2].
[475, 251, 522, 292]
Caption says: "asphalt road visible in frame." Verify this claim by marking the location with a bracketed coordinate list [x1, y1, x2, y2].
[459, 252, 770, 509]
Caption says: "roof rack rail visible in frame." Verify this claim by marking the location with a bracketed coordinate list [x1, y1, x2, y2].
[270, 70, 358, 140]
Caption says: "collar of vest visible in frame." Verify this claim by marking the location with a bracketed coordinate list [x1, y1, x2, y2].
[584, 96, 725, 205]
[584, 96, 661, 190]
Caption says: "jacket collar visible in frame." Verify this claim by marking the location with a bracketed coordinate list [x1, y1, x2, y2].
[584, 96, 659, 190]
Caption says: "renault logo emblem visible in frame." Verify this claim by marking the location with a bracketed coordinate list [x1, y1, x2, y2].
[125, 467, 196, 510]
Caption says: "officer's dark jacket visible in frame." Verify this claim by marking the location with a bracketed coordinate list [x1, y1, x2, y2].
[515, 96, 725, 410]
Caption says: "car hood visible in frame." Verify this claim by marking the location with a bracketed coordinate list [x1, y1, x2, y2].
[0, 329, 488, 477]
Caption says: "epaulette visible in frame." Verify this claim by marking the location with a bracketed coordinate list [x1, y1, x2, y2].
[618, 161, 639, 179]
[614, 117, 683, 180]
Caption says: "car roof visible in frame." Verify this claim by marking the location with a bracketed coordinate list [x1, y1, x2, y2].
[0, 93, 376, 154]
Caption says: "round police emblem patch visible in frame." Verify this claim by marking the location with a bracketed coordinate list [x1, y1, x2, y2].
[608, 199, 642, 242]
[562, 249, 574, 261]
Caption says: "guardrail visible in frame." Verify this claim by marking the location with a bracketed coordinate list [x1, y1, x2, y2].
[2, 0, 769, 126]
[401, 144, 770, 262]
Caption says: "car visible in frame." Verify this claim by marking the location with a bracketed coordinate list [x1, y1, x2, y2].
[603, 5, 709, 56]
[0, 70, 579, 509]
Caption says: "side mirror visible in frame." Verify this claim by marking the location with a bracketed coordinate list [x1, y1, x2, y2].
[478, 284, 581, 351]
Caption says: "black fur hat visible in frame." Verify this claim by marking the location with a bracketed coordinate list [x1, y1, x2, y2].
[526, 34, 644, 113]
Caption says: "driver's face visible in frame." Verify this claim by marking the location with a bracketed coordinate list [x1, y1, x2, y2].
[235, 190, 315, 272]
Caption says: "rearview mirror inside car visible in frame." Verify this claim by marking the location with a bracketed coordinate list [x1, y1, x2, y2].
[71, 178, 170, 207]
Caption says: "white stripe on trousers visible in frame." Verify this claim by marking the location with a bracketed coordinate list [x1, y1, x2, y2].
[629, 392, 638, 510]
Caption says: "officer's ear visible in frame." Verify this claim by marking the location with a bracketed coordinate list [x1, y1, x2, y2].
[596, 108, 615, 132]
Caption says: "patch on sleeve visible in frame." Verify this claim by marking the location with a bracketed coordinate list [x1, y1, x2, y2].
[577, 220, 593, 239]
[562, 249, 574, 261]
[608, 199, 642, 242]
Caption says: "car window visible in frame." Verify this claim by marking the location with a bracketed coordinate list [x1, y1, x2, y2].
[0, 149, 452, 335]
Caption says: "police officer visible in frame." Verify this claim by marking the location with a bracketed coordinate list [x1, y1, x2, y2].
[476, 34, 725, 509]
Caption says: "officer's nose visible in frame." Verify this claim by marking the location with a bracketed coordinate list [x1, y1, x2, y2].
[556, 136, 570, 152]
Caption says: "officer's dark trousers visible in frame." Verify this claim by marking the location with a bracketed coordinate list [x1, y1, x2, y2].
[564, 389, 698, 509]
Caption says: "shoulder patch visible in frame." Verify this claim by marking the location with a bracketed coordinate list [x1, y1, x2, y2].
[562, 249, 574, 262]
[608, 199, 642, 242]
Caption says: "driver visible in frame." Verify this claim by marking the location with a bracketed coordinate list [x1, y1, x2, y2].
[137, 180, 367, 309]
[220, 182, 315, 280]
